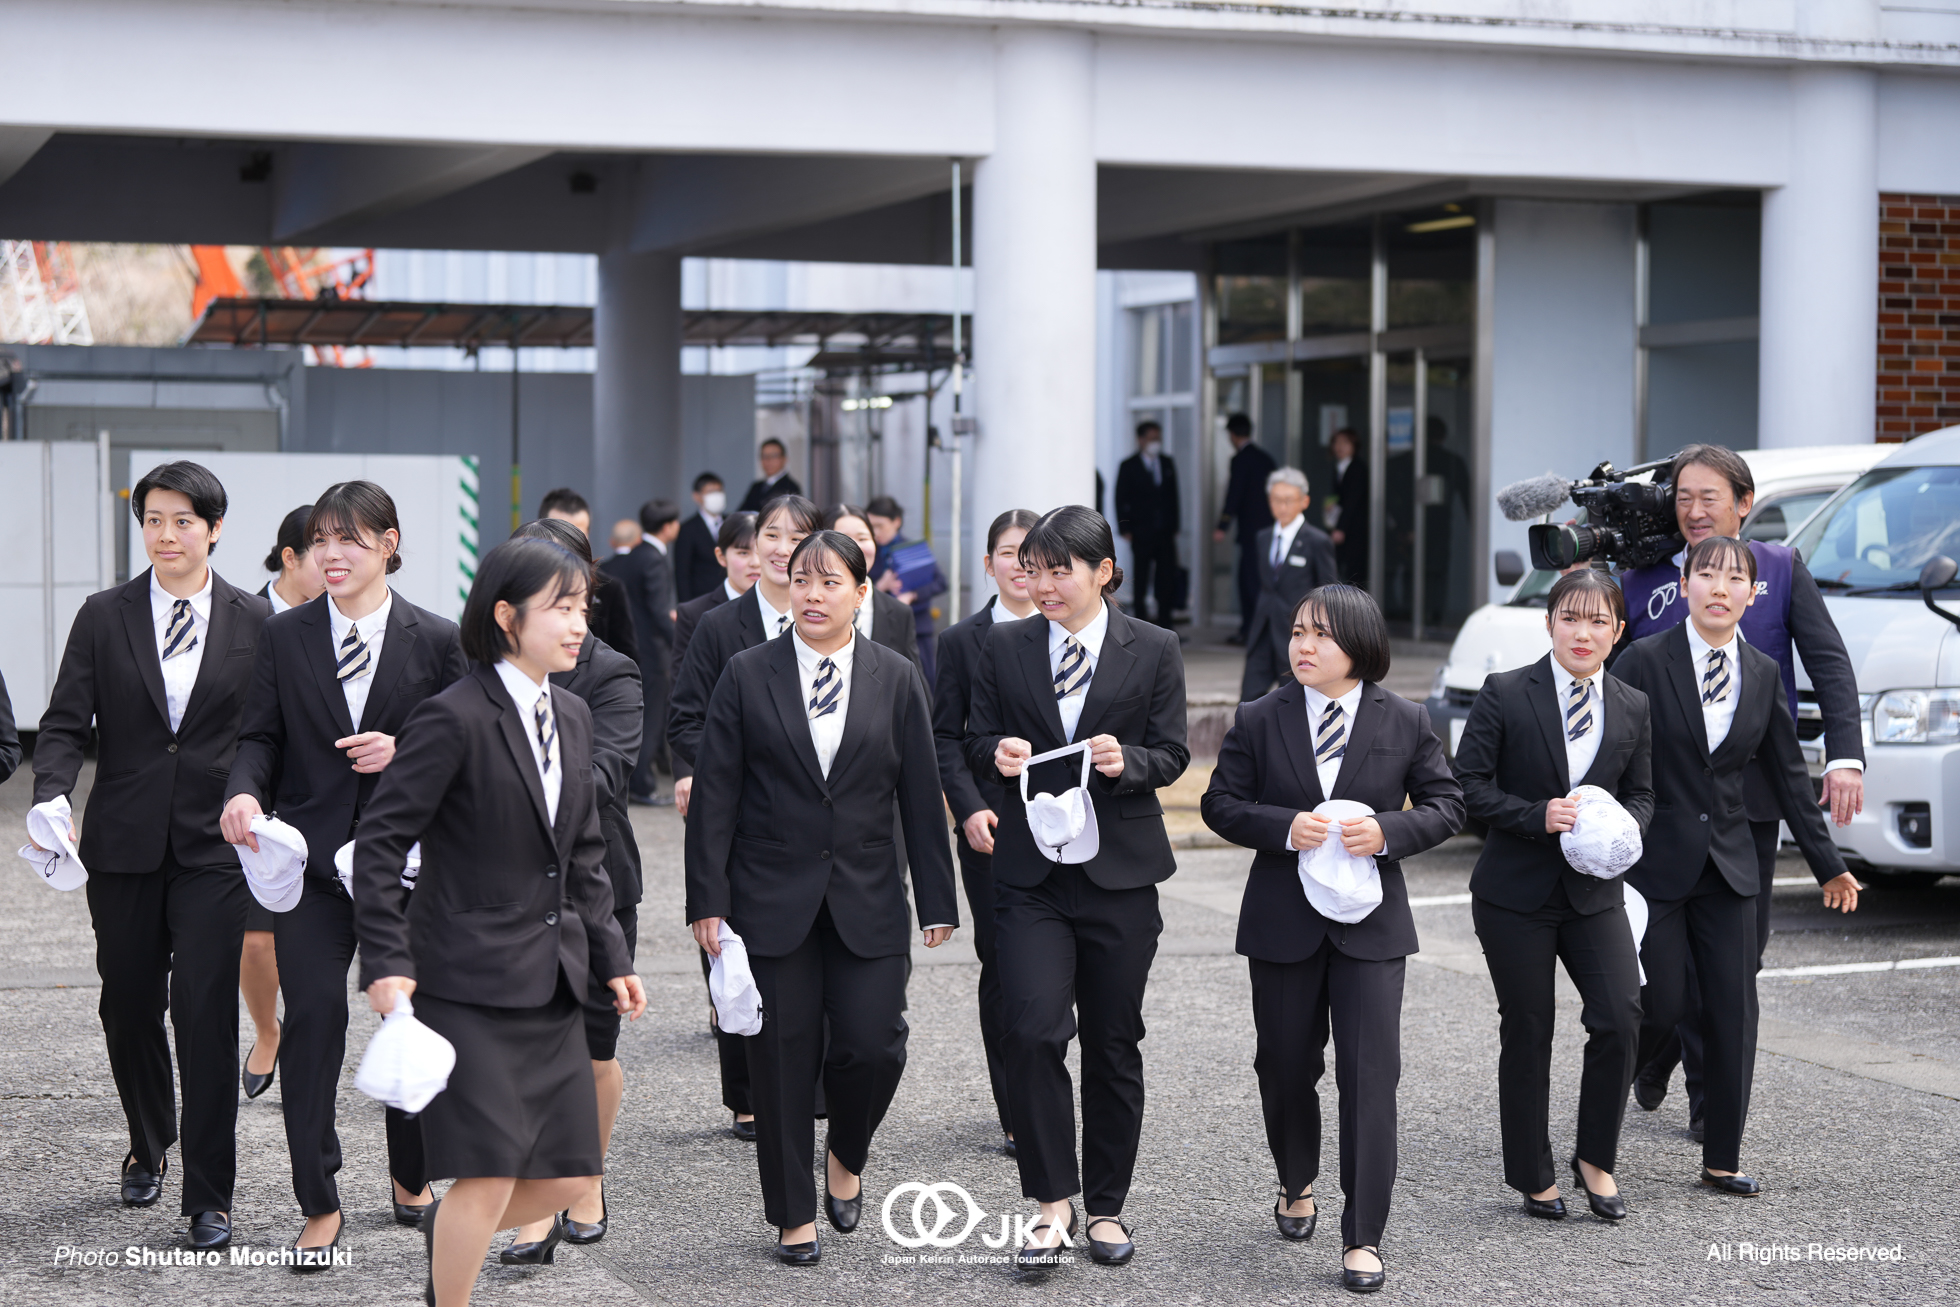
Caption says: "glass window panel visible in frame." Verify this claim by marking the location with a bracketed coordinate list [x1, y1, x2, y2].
[1386, 206, 1475, 330]
[1647, 196, 1759, 326]
[1297, 222, 1372, 337]
[1170, 301, 1195, 394]
[1214, 234, 1288, 344]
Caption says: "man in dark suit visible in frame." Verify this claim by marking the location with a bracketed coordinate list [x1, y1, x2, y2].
[673, 472, 728, 604]
[1325, 428, 1369, 586]
[1241, 467, 1339, 701]
[541, 489, 636, 661]
[736, 438, 801, 513]
[1213, 413, 1276, 646]
[33, 460, 270, 1250]
[600, 505, 679, 803]
[1114, 421, 1182, 628]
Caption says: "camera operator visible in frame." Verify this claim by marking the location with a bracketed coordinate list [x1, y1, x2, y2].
[1609, 442, 1863, 1125]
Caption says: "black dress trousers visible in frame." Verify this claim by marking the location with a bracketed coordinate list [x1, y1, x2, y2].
[272, 874, 427, 1215]
[1248, 939, 1404, 1250]
[699, 945, 753, 1116]
[1472, 880, 1643, 1193]
[994, 862, 1161, 1215]
[1635, 860, 1760, 1173]
[956, 831, 1012, 1135]
[745, 904, 908, 1229]
[85, 855, 248, 1216]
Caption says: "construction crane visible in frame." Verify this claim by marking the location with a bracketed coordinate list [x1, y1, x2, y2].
[0, 240, 94, 345]
[189, 244, 375, 366]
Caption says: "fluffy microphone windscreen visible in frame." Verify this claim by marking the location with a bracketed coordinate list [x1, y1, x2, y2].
[1495, 472, 1572, 522]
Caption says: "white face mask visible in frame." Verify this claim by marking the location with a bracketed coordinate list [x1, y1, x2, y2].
[1141, 441, 1162, 458]
[702, 491, 727, 515]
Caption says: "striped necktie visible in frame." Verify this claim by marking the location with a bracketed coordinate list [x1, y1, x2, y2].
[776, 614, 792, 637]
[1053, 636, 1091, 700]
[1566, 676, 1594, 742]
[161, 599, 197, 660]
[808, 657, 841, 719]
[1315, 700, 1347, 766]
[336, 623, 371, 681]
[534, 691, 556, 776]
[1701, 648, 1730, 705]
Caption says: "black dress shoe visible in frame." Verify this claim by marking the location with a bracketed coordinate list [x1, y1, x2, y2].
[1700, 1169, 1762, 1196]
[1086, 1217, 1134, 1265]
[392, 1181, 434, 1228]
[1342, 1245, 1385, 1294]
[242, 1021, 280, 1100]
[1523, 1193, 1567, 1220]
[1690, 1116, 1705, 1144]
[1569, 1158, 1628, 1221]
[564, 1182, 608, 1244]
[1016, 1204, 1077, 1268]
[189, 1211, 231, 1251]
[290, 1212, 341, 1271]
[422, 1198, 441, 1307]
[731, 1115, 758, 1142]
[1001, 1134, 1017, 1158]
[1274, 1193, 1317, 1241]
[1632, 1071, 1667, 1111]
[121, 1154, 165, 1208]
[776, 1231, 821, 1265]
[499, 1213, 565, 1265]
[824, 1165, 862, 1234]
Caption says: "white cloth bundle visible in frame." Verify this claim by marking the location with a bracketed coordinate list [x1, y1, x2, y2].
[333, 840, 423, 898]
[1623, 884, 1650, 987]
[17, 796, 87, 891]
[1559, 784, 1644, 880]
[1019, 740, 1101, 864]
[232, 815, 308, 912]
[1297, 799, 1382, 924]
[353, 993, 455, 1115]
[709, 922, 763, 1037]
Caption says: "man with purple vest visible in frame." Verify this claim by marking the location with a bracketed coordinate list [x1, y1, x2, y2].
[1610, 443, 1865, 1136]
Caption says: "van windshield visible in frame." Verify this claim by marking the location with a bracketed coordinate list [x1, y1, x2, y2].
[1790, 465, 1960, 591]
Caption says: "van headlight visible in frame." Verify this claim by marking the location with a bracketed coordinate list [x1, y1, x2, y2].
[1871, 689, 1960, 745]
[1430, 664, 1449, 702]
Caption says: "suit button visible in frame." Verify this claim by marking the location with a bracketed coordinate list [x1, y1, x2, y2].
[545, 869, 558, 879]
[822, 797, 832, 808]
[820, 850, 832, 860]
[544, 911, 559, 926]
[1699, 813, 1709, 822]
[1703, 767, 1712, 776]
[167, 743, 178, 753]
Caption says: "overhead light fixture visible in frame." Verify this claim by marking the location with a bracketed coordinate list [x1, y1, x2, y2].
[1405, 215, 1476, 234]
[841, 395, 894, 411]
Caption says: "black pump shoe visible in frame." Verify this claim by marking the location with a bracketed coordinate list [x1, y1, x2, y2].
[290, 1212, 340, 1271]
[499, 1213, 565, 1265]
[1016, 1204, 1077, 1268]
[1001, 1133, 1017, 1158]
[1086, 1217, 1134, 1266]
[1632, 1069, 1667, 1111]
[776, 1230, 821, 1265]
[1342, 1245, 1385, 1294]
[1523, 1193, 1567, 1221]
[393, 1182, 433, 1228]
[1569, 1158, 1628, 1221]
[564, 1182, 608, 1244]
[121, 1154, 166, 1208]
[242, 1020, 280, 1099]
[1700, 1169, 1762, 1196]
[189, 1211, 232, 1252]
[824, 1165, 862, 1234]
[1274, 1192, 1317, 1242]
[731, 1115, 758, 1142]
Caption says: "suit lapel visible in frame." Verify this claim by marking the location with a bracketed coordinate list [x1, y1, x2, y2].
[483, 668, 555, 843]
[118, 576, 171, 729]
[1577, 678, 1628, 788]
[1329, 684, 1384, 800]
[1073, 605, 1138, 741]
[1255, 527, 1276, 585]
[299, 597, 357, 738]
[358, 597, 418, 732]
[1525, 658, 1573, 787]
[176, 580, 239, 732]
[1712, 647, 1767, 768]
[1664, 625, 1712, 761]
[765, 637, 831, 793]
[1018, 620, 1069, 747]
[549, 686, 578, 853]
[827, 634, 877, 780]
[737, 587, 768, 649]
[1272, 682, 1326, 808]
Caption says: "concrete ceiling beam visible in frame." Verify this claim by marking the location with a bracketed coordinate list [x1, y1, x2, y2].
[271, 142, 551, 242]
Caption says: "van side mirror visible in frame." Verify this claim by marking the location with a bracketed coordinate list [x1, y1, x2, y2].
[1921, 555, 1960, 629]
[1494, 550, 1525, 587]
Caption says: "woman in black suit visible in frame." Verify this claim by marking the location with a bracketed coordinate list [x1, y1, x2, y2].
[353, 536, 646, 1307]
[686, 530, 957, 1265]
[964, 505, 1189, 1268]
[1201, 584, 1462, 1293]
[223, 482, 469, 1263]
[1455, 569, 1652, 1222]
[820, 504, 924, 675]
[932, 507, 1039, 1155]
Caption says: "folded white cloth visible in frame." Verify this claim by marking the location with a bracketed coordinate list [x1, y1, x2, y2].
[333, 840, 422, 898]
[709, 922, 763, 1037]
[1019, 741, 1101, 864]
[1559, 785, 1644, 880]
[1297, 799, 1382, 924]
[232, 815, 308, 913]
[17, 796, 86, 891]
[353, 994, 455, 1115]
[1623, 884, 1650, 987]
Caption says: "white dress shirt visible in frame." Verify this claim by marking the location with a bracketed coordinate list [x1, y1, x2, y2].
[722, 579, 744, 603]
[328, 589, 393, 731]
[1685, 622, 1742, 753]
[265, 582, 295, 616]
[1048, 600, 1110, 743]
[495, 659, 562, 825]
[1549, 657, 1606, 789]
[150, 569, 213, 733]
[793, 629, 854, 778]
[648, 535, 668, 557]
[753, 586, 793, 638]
[853, 599, 875, 641]
[1270, 514, 1306, 570]
[1301, 680, 1365, 803]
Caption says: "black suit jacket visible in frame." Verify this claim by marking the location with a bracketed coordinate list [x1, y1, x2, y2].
[1611, 624, 1847, 901]
[1114, 453, 1180, 541]
[598, 541, 674, 657]
[353, 665, 630, 1007]
[669, 586, 773, 772]
[35, 571, 270, 873]
[737, 474, 802, 514]
[1216, 442, 1277, 543]
[684, 633, 958, 959]
[869, 588, 924, 676]
[589, 571, 639, 663]
[674, 586, 729, 670]
[0, 670, 20, 786]
[226, 593, 469, 878]
[1327, 459, 1369, 575]
[934, 597, 1006, 826]
[1457, 656, 1654, 916]
[1201, 682, 1464, 962]
[551, 635, 644, 911]
[963, 605, 1189, 891]
[1246, 520, 1339, 646]
[673, 514, 724, 604]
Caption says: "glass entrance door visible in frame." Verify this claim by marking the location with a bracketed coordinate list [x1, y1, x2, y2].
[1380, 352, 1474, 638]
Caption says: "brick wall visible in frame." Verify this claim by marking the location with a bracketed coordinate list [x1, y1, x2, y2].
[1878, 193, 1960, 441]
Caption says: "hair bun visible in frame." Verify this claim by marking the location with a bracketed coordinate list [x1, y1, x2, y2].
[1105, 564, 1125, 595]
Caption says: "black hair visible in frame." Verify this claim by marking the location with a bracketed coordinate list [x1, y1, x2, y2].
[638, 498, 680, 534]
[865, 495, 904, 523]
[820, 503, 872, 534]
[692, 471, 725, 493]
[308, 480, 403, 575]
[460, 536, 590, 665]
[1225, 412, 1252, 438]
[1135, 420, 1163, 441]
[1019, 505, 1125, 596]
[1546, 568, 1626, 627]
[132, 460, 227, 552]
[263, 503, 314, 574]
[758, 493, 821, 536]
[986, 508, 1041, 556]
[1669, 443, 1755, 506]
[537, 487, 589, 519]
[1329, 427, 1359, 454]
[716, 511, 758, 553]
[788, 530, 868, 587]
[1291, 584, 1391, 684]
[759, 437, 787, 456]
[1682, 534, 1758, 584]
[514, 516, 595, 566]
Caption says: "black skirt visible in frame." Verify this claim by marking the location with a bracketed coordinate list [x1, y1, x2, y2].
[412, 972, 601, 1180]
[244, 896, 276, 933]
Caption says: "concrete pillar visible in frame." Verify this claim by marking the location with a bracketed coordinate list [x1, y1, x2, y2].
[1758, 67, 1878, 448]
[594, 249, 682, 529]
[971, 28, 1098, 544]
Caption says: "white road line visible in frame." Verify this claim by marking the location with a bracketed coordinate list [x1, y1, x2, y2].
[1408, 893, 1472, 907]
[1761, 956, 1960, 978]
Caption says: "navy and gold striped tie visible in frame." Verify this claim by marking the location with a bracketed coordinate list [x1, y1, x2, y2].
[534, 692, 556, 775]
[336, 624, 371, 681]
[777, 614, 792, 637]
[809, 657, 841, 719]
[161, 599, 197, 660]
[1701, 648, 1729, 705]
[1315, 701, 1347, 766]
[1053, 636, 1091, 701]
[1566, 677, 1594, 742]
